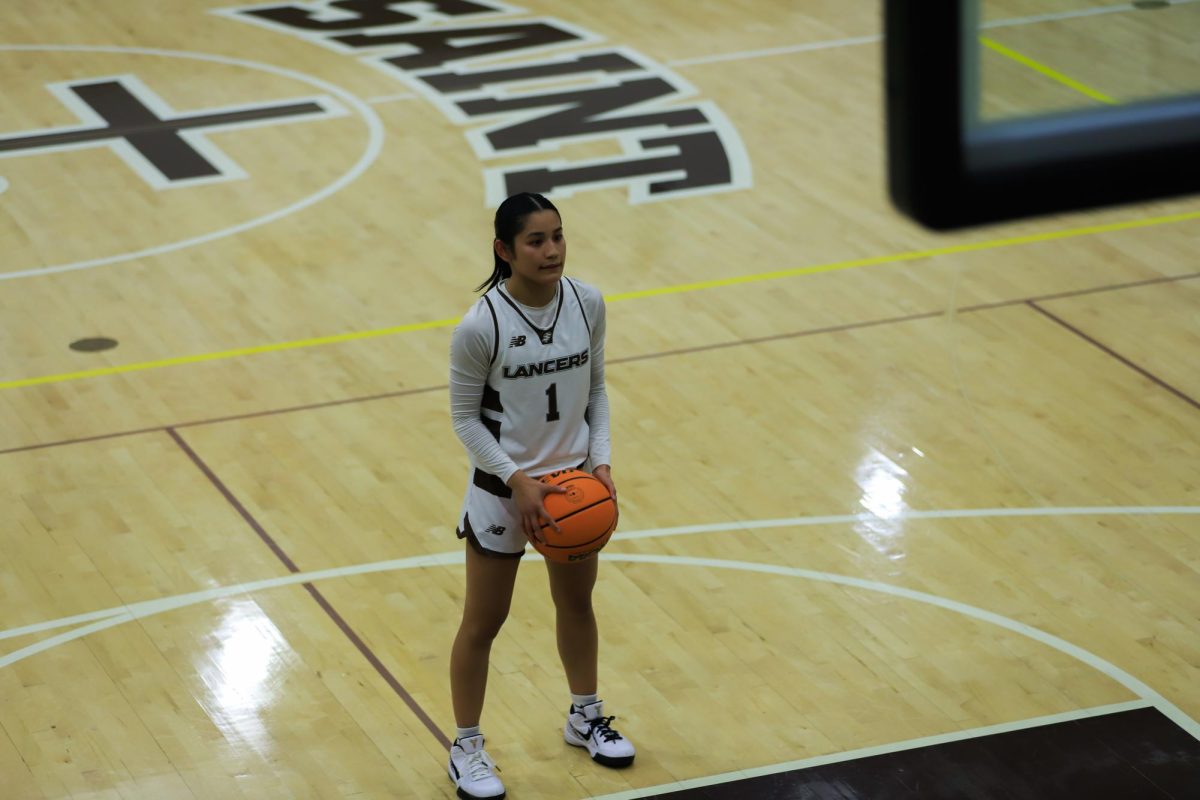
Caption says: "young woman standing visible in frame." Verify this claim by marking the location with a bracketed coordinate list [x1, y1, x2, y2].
[446, 192, 635, 799]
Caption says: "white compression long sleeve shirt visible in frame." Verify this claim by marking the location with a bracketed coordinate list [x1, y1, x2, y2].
[449, 280, 611, 484]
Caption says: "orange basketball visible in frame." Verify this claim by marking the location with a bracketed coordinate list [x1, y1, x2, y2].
[534, 468, 617, 562]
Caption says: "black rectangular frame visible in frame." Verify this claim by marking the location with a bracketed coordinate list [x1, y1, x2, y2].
[885, 0, 1200, 230]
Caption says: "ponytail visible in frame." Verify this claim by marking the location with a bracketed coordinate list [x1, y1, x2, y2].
[477, 191, 560, 293]
[476, 250, 512, 293]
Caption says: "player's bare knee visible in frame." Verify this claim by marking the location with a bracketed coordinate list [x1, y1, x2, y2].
[552, 593, 595, 621]
[459, 602, 512, 643]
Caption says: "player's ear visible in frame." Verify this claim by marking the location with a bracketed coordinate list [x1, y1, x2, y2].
[493, 238, 512, 264]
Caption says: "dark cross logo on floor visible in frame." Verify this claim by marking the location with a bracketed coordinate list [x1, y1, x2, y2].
[0, 74, 344, 188]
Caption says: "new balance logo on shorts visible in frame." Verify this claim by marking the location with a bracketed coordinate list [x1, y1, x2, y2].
[484, 524, 507, 536]
[509, 335, 526, 347]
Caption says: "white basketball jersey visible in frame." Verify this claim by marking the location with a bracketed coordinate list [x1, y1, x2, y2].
[477, 278, 593, 481]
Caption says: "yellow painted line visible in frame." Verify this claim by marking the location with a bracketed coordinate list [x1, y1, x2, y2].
[606, 209, 1200, 301]
[4, 208, 1200, 391]
[1, 317, 459, 390]
[980, 36, 1117, 105]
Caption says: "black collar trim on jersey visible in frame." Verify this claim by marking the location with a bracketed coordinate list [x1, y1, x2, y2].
[497, 281, 563, 345]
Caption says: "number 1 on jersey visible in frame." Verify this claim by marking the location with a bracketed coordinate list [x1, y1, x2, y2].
[545, 383, 560, 422]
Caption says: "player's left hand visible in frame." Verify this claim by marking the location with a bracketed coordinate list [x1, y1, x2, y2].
[592, 464, 619, 529]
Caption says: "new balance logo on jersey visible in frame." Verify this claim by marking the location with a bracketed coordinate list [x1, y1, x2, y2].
[503, 348, 589, 379]
[509, 336, 526, 348]
[539, 331, 554, 345]
[484, 524, 506, 536]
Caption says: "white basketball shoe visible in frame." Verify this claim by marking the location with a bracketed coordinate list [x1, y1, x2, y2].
[564, 700, 636, 767]
[447, 734, 505, 799]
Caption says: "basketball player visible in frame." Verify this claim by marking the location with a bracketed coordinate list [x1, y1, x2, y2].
[446, 193, 635, 799]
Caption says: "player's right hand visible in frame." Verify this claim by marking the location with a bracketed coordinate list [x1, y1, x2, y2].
[507, 470, 566, 544]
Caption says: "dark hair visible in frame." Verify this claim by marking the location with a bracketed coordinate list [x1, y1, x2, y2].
[477, 192, 560, 292]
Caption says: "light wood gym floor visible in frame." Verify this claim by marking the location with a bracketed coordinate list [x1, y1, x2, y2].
[1, 1, 1197, 797]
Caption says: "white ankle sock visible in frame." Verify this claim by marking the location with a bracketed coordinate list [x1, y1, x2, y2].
[571, 692, 599, 711]
[455, 725, 481, 741]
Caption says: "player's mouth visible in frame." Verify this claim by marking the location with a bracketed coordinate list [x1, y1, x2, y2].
[540, 263, 562, 270]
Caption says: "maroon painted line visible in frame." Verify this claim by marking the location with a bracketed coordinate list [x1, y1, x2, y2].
[0, 384, 446, 456]
[168, 427, 300, 573]
[0, 424, 168, 456]
[1017, 270, 1199, 304]
[1027, 302, 1200, 411]
[166, 427, 452, 750]
[173, 383, 447, 431]
[609, 308, 945, 365]
[960, 270, 1200, 313]
[301, 583, 452, 751]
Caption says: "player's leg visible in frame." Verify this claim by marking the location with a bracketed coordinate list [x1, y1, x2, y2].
[546, 556, 635, 768]
[448, 542, 520, 799]
[451, 541, 521, 726]
[448, 490, 526, 799]
[545, 555, 598, 694]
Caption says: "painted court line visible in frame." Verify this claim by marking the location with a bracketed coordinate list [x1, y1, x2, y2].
[667, 1, 1200, 68]
[0, 273, 1192, 462]
[983, 0, 1200, 29]
[668, 34, 881, 67]
[1, 271, 1193, 459]
[366, 92, 419, 104]
[1028, 302, 1200, 410]
[4, 208, 1200, 392]
[622, 555, 1199, 742]
[3, 511, 1197, 739]
[0, 45, 386, 282]
[585, 700, 1154, 800]
[168, 425, 450, 749]
[611, 505, 1200, 542]
[0, 552, 464, 653]
[2, 549, 1195, 785]
[981, 37, 1117, 105]
[594, 209, 1200, 302]
[0, 316, 459, 390]
[8, 505, 1190, 643]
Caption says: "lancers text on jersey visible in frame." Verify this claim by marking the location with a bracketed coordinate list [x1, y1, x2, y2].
[503, 349, 590, 380]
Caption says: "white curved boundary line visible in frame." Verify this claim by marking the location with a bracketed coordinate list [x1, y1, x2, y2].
[2, 510, 1197, 743]
[616, 554, 1200, 741]
[0, 44, 386, 281]
[0, 551, 462, 644]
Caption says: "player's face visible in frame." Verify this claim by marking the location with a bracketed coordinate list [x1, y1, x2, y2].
[500, 210, 565, 286]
